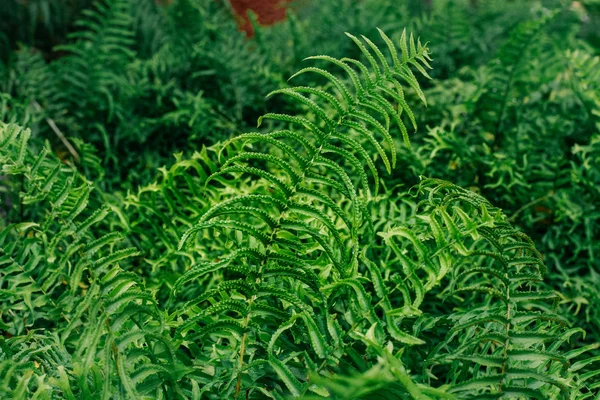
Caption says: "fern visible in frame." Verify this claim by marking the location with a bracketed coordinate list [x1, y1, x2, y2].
[475, 11, 557, 145]
[405, 180, 579, 397]
[1, 2, 600, 397]
[52, 0, 134, 120]
[170, 28, 432, 398]
[0, 123, 185, 398]
[411, 0, 473, 78]
[567, 48, 600, 130]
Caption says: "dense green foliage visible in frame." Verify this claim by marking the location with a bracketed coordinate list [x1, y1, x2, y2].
[1, 0, 599, 398]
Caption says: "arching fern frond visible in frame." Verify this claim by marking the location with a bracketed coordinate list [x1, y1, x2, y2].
[173, 29, 431, 398]
[375, 178, 600, 398]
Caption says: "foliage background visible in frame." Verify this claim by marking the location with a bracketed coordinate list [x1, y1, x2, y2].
[0, 0, 599, 398]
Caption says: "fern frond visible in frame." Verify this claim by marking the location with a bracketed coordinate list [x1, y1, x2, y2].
[0, 123, 182, 398]
[475, 12, 556, 143]
[171, 29, 431, 397]
[393, 178, 589, 397]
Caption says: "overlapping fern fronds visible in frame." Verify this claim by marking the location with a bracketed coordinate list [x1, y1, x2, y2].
[367, 178, 600, 398]
[411, 180, 590, 397]
[2, 13, 600, 398]
[2, 0, 135, 171]
[121, 26, 600, 398]
[172, 28, 433, 398]
[0, 123, 184, 399]
[52, 0, 134, 121]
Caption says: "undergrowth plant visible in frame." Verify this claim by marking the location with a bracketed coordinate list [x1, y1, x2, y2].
[1, 0, 600, 399]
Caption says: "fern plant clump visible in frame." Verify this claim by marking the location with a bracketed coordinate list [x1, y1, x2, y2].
[1, 0, 600, 398]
